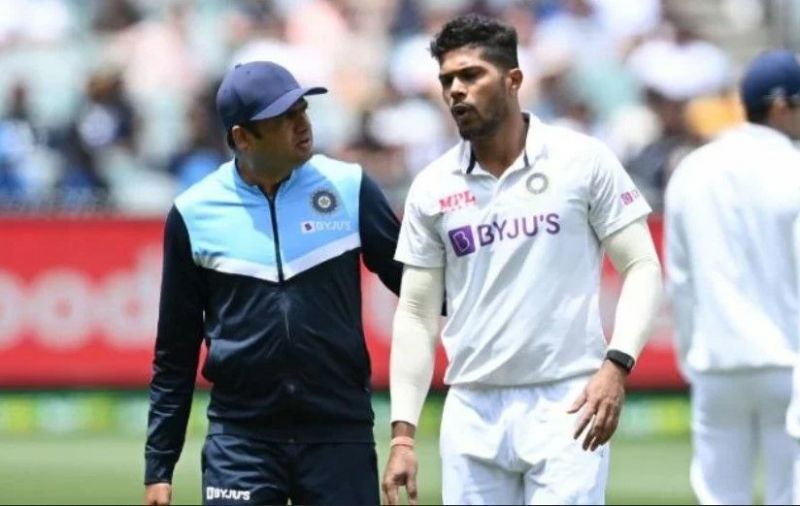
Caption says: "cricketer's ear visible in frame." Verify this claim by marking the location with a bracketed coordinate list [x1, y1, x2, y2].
[230, 125, 251, 151]
[507, 68, 523, 96]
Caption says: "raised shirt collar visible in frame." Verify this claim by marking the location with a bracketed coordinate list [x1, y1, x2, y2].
[455, 112, 547, 175]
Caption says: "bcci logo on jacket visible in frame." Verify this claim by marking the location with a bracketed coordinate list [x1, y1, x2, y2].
[311, 189, 338, 214]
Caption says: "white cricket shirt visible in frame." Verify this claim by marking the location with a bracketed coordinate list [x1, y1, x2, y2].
[665, 123, 800, 373]
[395, 114, 651, 386]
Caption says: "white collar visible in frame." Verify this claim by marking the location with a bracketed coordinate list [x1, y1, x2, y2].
[454, 112, 548, 175]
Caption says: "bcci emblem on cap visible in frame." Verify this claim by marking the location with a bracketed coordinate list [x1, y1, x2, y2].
[311, 189, 338, 214]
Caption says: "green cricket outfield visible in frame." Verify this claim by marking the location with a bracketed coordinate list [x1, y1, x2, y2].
[2, 392, 760, 505]
[0, 433, 696, 505]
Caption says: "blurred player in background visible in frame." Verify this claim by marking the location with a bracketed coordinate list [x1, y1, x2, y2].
[143, 61, 402, 506]
[791, 215, 800, 506]
[665, 50, 800, 505]
[381, 14, 662, 505]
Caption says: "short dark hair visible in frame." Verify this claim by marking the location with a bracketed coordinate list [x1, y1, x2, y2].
[745, 94, 800, 124]
[745, 103, 769, 124]
[429, 14, 519, 70]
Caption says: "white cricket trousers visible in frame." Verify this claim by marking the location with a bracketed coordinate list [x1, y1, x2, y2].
[440, 375, 609, 505]
[689, 368, 795, 505]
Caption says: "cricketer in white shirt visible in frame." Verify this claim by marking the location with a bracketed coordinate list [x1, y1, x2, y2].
[396, 114, 651, 387]
[388, 113, 661, 505]
[665, 122, 800, 505]
[382, 15, 662, 506]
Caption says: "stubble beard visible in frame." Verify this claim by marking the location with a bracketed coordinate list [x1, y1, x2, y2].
[457, 91, 510, 141]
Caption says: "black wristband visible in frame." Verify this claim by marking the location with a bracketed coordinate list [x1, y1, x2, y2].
[605, 349, 635, 373]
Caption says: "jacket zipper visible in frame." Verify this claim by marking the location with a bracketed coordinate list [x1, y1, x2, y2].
[262, 188, 293, 344]
[263, 190, 285, 283]
[261, 180, 298, 438]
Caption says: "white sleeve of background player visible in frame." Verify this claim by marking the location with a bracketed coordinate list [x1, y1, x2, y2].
[602, 218, 663, 360]
[588, 141, 652, 240]
[663, 168, 694, 378]
[390, 265, 444, 426]
[395, 176, 445, 268]
[787, 215, 800, 439]
[795, 213, 800, 360]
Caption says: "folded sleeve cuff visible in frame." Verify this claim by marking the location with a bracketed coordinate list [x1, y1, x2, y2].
[144, 455, 176, 485]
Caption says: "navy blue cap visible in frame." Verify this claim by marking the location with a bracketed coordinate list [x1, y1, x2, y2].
[740, 50, 800, 113]
[216, 61, 327, 132]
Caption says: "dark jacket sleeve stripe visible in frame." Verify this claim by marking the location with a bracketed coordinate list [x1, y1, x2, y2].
[358, 174, 402, 296]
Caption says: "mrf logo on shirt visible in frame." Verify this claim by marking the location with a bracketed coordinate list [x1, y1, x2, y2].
[447, 213, 561, 257]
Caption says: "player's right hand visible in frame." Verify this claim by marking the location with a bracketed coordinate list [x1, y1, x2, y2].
[144, 482, 172, 506]
[381, 445, 418, 505]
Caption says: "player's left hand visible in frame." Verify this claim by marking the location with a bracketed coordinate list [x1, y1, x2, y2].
[567, 360, 627, 451]
[382, 445, 419, 505]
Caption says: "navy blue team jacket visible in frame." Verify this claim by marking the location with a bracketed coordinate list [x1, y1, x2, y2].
[144, 155, 402, 484]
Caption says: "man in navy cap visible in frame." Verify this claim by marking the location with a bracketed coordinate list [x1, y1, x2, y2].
[143, 61, 402, 505]
[665, 49, 800, 505]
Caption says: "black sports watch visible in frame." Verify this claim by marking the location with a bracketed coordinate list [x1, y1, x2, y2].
[605, 349, 635, 374]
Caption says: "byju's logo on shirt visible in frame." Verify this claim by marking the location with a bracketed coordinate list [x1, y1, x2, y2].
[301, 220, 352, 234]
[448, 226, 477, 256]
[206, 487, 251, 501]
[447, 213, 561, 257]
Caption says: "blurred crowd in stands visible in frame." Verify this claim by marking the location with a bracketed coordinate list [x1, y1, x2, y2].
[0, 0, 772, 215]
